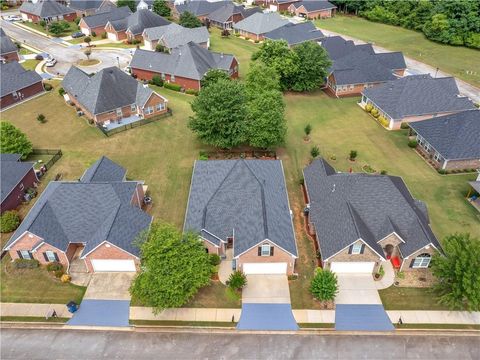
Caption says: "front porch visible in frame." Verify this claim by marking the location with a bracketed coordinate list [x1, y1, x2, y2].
[67, 244, 91, 287]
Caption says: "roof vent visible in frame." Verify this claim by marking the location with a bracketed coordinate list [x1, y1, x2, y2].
[332, 184, 336, 193]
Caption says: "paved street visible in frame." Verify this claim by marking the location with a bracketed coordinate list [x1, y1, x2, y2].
[1, 19, 131, 76]
[1, 328, 479, 359]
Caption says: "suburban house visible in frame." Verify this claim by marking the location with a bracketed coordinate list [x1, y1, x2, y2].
[130, 42, 238, 91]
[409, 110, 480, 171]
[105, 9, 170, 42]
[0, 61, 44, 110]
[321, 36, 406, 97]
[467, 172, 480, 212]
[256, 0, 299, 12]
[206, 3, 261, 30]
[184, 160, 298, 275]
[264, 21, 324, 47]
[142, 23, 209, 52]
[288, 0, 337, 19]
[233, 12, 289, 41]
[20, 0, 77, 23]
[0, 28, 20, 62]
[69, 0, 115, 17]
[360, 74, 476, 129]
[79, 6, 132, 36]
[1, 154, 38, 214]
[173, 1, 231, 22]
[62, 66, 168, 127]
[303, 158, 442, 274]
[2, 156, 152, 273]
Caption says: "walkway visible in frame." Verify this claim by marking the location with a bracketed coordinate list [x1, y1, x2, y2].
[218, 249, 233, 284]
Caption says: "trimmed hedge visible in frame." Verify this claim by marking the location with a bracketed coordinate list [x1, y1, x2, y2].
[149, 75, 164, 87]
[408, 139, 418, 148]
[46, 262, 63, 272]
[365, 103, 373, 112]
[44, 83, 53, 91]
[400, 122, 410, 130]
[164, 82, 182, 92]
[1, 211, 20, 233]
[185, 89, 199, 96]
[13, 259, 40, 269]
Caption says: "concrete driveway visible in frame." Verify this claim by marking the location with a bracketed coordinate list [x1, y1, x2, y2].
[242, 275, 291, 304]
[335, 274, 382, 304]
[83, 273, 135, 301]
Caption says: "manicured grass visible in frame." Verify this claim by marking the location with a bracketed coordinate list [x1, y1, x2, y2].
[379, 286, 448, 310]
[22, 21, 79, 37]
[131, 320, 236, 327]
[77, 59, 100, 66]
[395, 323, 480, 330]
[0, 316, 68, 323]
[19, 47, 34, 55]
[299, 323, 335, 329]
[95, 42, 140, 49]
[184, 282, 241, 308]
[21, 59, 40, 71]
[315, 15, 480, 88]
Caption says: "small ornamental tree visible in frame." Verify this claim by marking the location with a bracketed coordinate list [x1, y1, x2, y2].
[36, 114, 46, 123]
[310, 268, 338, 302]
[304, 123, 312, 139]
[227, 271, 247, 291]
[0, 122, 33, 159]
[130, 223, 212, 312]
[311, 145, 320, 158]
[84, 36, 92, 46]
[152, 0, 171, 17]
[84, 48, 92, 60]
[48, 21, 69, 36]
[349, 150, 358, 161]
[200, 69, 230, 89]
[431, 233, 480, 311]
[179, 11, 203, 28]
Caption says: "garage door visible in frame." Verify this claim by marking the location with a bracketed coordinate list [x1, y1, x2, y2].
[243, 262, 287, 274]
[144, 40, 153, 51]
[269, 4, 278, 11]
[330, 262, 375, 274]
[91, 260, 136, 272]
[107, 32, 117, 41]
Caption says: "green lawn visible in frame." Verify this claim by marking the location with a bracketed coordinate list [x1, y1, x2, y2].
[315, 15, 480, 88]
[21, 21, 79, 37]
[19, 47, 34, 55]
[379, 287, 448, 310]
[95, 42, 140, 49]
[20, 59, 40, 71]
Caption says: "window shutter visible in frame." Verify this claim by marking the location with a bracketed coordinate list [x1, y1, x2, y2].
[348, 245, 353, 254]
[16, 250, 22, 259]
[28, 251, 33, 259]
[270, 246, 274, 256]
[54, 252, 59, 262]
[43, 252, 49, 262]
[409, 259, 415, 268]
[360, 244, 365, 254]
[258, 246, 261, 256]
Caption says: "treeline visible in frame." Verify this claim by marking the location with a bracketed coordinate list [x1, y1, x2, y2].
[332, 0, 480, 49]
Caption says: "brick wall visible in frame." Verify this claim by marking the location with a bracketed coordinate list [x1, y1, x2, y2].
[327, 75, 383, 97]
[236, 240, 296, 275]
[325, 240, 383, 272]
[400, 245, 437, 272]
[0, 82, 44, 109]
[84, 242, 139, 273]
[35, 242, 69, 268]
[203, 239, 219, 255]
[132, 68, 202, 91]
[140, 92, 168, 119]
[130, 183, 145, 208]
[1, 168, 37, 213]
[1, 51, 20, 62]
[290, 6, 334, 19]
[80, 19, 106, 36]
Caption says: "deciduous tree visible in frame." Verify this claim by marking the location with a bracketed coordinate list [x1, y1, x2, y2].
[0, 122, 33, 159]
[117, 0, 136, 12]
[200, 69, 230, 89]
[291, 41, 331, 92]
[152, 0, 171, 17]
[179, 11, 203, 28]
[310, 268, 338, 302]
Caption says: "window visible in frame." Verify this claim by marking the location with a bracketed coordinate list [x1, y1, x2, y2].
[412, 253, 431, 268]
[131, 104, 136, 112]
[116, 108, 122, 116]
[144, 106, 154, 115]
[161, 73, 165, 80]
[19, 250, 31, 260]
[19, 183, 24, 190]
[171, 75, 175, 82]
[156, 103, 165, 112]
[261, 244, 271, 256]
[12, 92, 18, 100]
[45, 251, 56, 262]
[351, 242, 363, 254]
[434, 152, 443, 162]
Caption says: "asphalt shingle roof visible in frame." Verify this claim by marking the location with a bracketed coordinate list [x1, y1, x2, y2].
[19, 0, 75, 17]
[109, 9, 170, 35]
[1, 154, 35, 204]
[62, 65, 154, 115]
[69, 0, 109, 11]
[130, 43, 235, 81]
[0, 61, 43, 97]
[82, 6, 132, 29]
[1, 28, 18, 56]
[290, 0, 337, 12]
[264, 21, 324, 46]
[80, 156, 127, 182]
[362, 75, 476, 120]
[4, 158, 151, 257]
[320, 36, 372, 60]
[233, 12, 289, 35]
[143, 23, 209, 49]
[207, 3, 260, 23]
[184, 160, 297, 257]
[175, 1, 231, 17]
[303, 159, 441, 260]
[409, 110, 480, 160]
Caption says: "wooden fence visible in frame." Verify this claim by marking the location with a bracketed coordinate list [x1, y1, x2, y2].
[31, 149, 62, 170]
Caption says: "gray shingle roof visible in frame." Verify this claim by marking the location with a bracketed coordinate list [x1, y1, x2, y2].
[143, 23, 209, 49]
[4, 158, 152, 257]
[1, 28, 18, 56]
[320, 35, 370, 60]
[233, 12, 289, 35]
[206, 3, 260, 24]
[184, 160, 297, 257]
[69, 0, 109, 11]
[130, 43, 235, 81]
[19, 0, 75, 17]
[303, 159, 441, 260]
[1, 154, 35, 203]
[62, 65, 155, 115]
[109, 9, 170, 35]
[470, 181, 480, 193]
[175, 1, 231, 17]
[264, 21, 324, 46]
[290, 0, 337, 12]
[362, 75, 476, 120]
[82, 6, 132, 29]
[0, 61, 43, 97]
[409, 110, 480, 160]
[80, 156, 127, 182]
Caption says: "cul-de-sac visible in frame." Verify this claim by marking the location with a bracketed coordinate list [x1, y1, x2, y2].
[0, 0, 479, 358]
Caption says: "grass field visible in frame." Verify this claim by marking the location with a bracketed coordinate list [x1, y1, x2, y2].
[20, 59, 40, 71]
[379, 287, 447, 310]
[22, 21, 79, 37]
[315, 15, 480, 88]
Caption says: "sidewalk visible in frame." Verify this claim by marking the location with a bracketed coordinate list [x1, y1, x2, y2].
[130, 307, 241, 322]
[1, 303, 72, 318]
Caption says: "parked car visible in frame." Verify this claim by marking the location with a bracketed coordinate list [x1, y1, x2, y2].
[45, 58, 57, 67]
[71, 31, 85, 39]
[5, 15, 21, 21]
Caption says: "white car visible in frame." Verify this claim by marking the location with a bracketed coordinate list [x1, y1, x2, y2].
[5, 15, 22, 21]
[45, 58, 57, 67]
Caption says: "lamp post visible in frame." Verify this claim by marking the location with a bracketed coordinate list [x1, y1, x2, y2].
[116, 56, 120, 68]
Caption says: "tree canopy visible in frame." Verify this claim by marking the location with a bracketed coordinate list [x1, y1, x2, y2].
[0, 122, 33, 159]
[48, 21, 69, 36]
[152, 0, 171, 17]
[179, 11, 203, 28]
[431, 233, 480, 311]
[117, 0, 136, 12]
[200, 69, 230, 89]
[130, 223, 212, 312]
[310, 268, 338, 301]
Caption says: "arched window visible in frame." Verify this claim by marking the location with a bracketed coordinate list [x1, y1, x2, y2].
[412, 253, 431, 268]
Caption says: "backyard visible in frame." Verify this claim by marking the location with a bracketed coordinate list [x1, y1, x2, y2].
[315, 15, 480, 88]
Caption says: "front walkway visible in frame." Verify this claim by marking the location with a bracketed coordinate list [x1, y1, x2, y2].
[218, 249, 233, 285]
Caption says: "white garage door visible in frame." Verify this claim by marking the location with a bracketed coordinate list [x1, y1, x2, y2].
[243, 262, 287, 274]
[269, 4, 278, 11]
[107, 32, 117, 41]
[144, 40, 154, 51]
[330, 262, 375, 274]
[91, 259, 136, 272]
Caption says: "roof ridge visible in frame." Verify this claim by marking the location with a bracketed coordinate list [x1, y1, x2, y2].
[345, 201, 361, 239]
[242, 160, 268, 239]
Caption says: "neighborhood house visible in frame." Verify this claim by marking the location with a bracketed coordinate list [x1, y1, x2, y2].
[142, 23, 210, 52]
[303, 158, 442, 274]
[19, 0, 77, 23]
[264, 21, 325, 47]
[288, 0, 337, 19]
[69, 0, 116, 17]
[233, 12, 289, 41]
[2, 157, 152, 273]
[79, 6, 132, 36]
[173, 1, 231, 22]
[0, 28, 20, 62]
[184, 160, 298, 275]
[206, 3, 261, 30]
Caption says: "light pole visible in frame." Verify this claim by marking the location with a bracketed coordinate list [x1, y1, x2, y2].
[116, 56, 120, 68]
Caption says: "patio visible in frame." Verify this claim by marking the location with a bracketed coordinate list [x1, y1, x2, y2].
[101, 114, 142, 131]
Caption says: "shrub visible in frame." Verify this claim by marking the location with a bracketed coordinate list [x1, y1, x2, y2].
[310, 268, 338, 301]
[304, 123, 312, 136]
[378, 116, 389, 127]
[209, 254, 221, 266]
[221, 29, 230, 37]
[164, 82, 182, 92]
[35, 54, 44, 61]
[371, 109, 380, 118]
[227, 271, 247, 291]
[234, 33, 240, 37]
[199, 150, 208, 160]
[101, 32, 107, 39]
[349, 150, 357, 161]
[149, 75, 164, 87]
[310, 145, 320, 158]
[74, 17, 81, 25]
[44, 83, 53, 91]
[91, 31, 97, 37]
[244, 37, 250, 41]
[299, 177, 304, 185]
[37, 114, 47, 123]
[0, 211, 20, 233]
[254, 39, 259, 43]
[58, 87, 65, 96]
[365, 103, 373, 112]
[61, 274, 71, 283]
[13, 259, 39, 269]
[39, 20, 47, 28]
[46, 262, 63, 272]
[400, 122, 409, 130]
[84, 36, 91, 45]
[437, 169, 447, 175]
[380, 170, 388, 175]
[408, 139, 418, 148]
[54, 269, 65, 278]
[185, 89, 199, 96]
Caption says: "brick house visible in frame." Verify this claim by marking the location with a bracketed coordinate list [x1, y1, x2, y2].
[184, 160, 298, 275]
[1, 154, 38, 214]
[19, 0, 77, 23]
[206, 3, 261, 30]
[303, 158, 442, 274]
[79, 6, 132, 36]
[264, 21, 324, 47]
[360, 74, 476, 129]
[409, 110, 480, 171]
[2, 156, 152, 273]
[130, 42, 238, 91]
[69, 0, 115, 17]
[173, 1, 231, 22]
[142, 23, 209, 52]
[62, 65, 168, 127]
[233, 12, 288, 41]
[1, 28, 20, 62]
[0, 61, 44, 110]
[288, 0, 336, 19]
[256, 0, 298, 12]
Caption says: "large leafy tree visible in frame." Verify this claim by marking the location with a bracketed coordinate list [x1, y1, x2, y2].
[130, 223, 212, 312]
[48, 21, 69, 36]
[189, 79, 248, 149]
[117, 0, 136, 12]
[0, 122, 33, 159]
[291, 41, 331, 92]
[152, 0, 171, 17]
[200, 69, 230, 89]
[431, 233, 480, 311]
[310, 268, 338, 302]
[179, 11, 203, 28]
